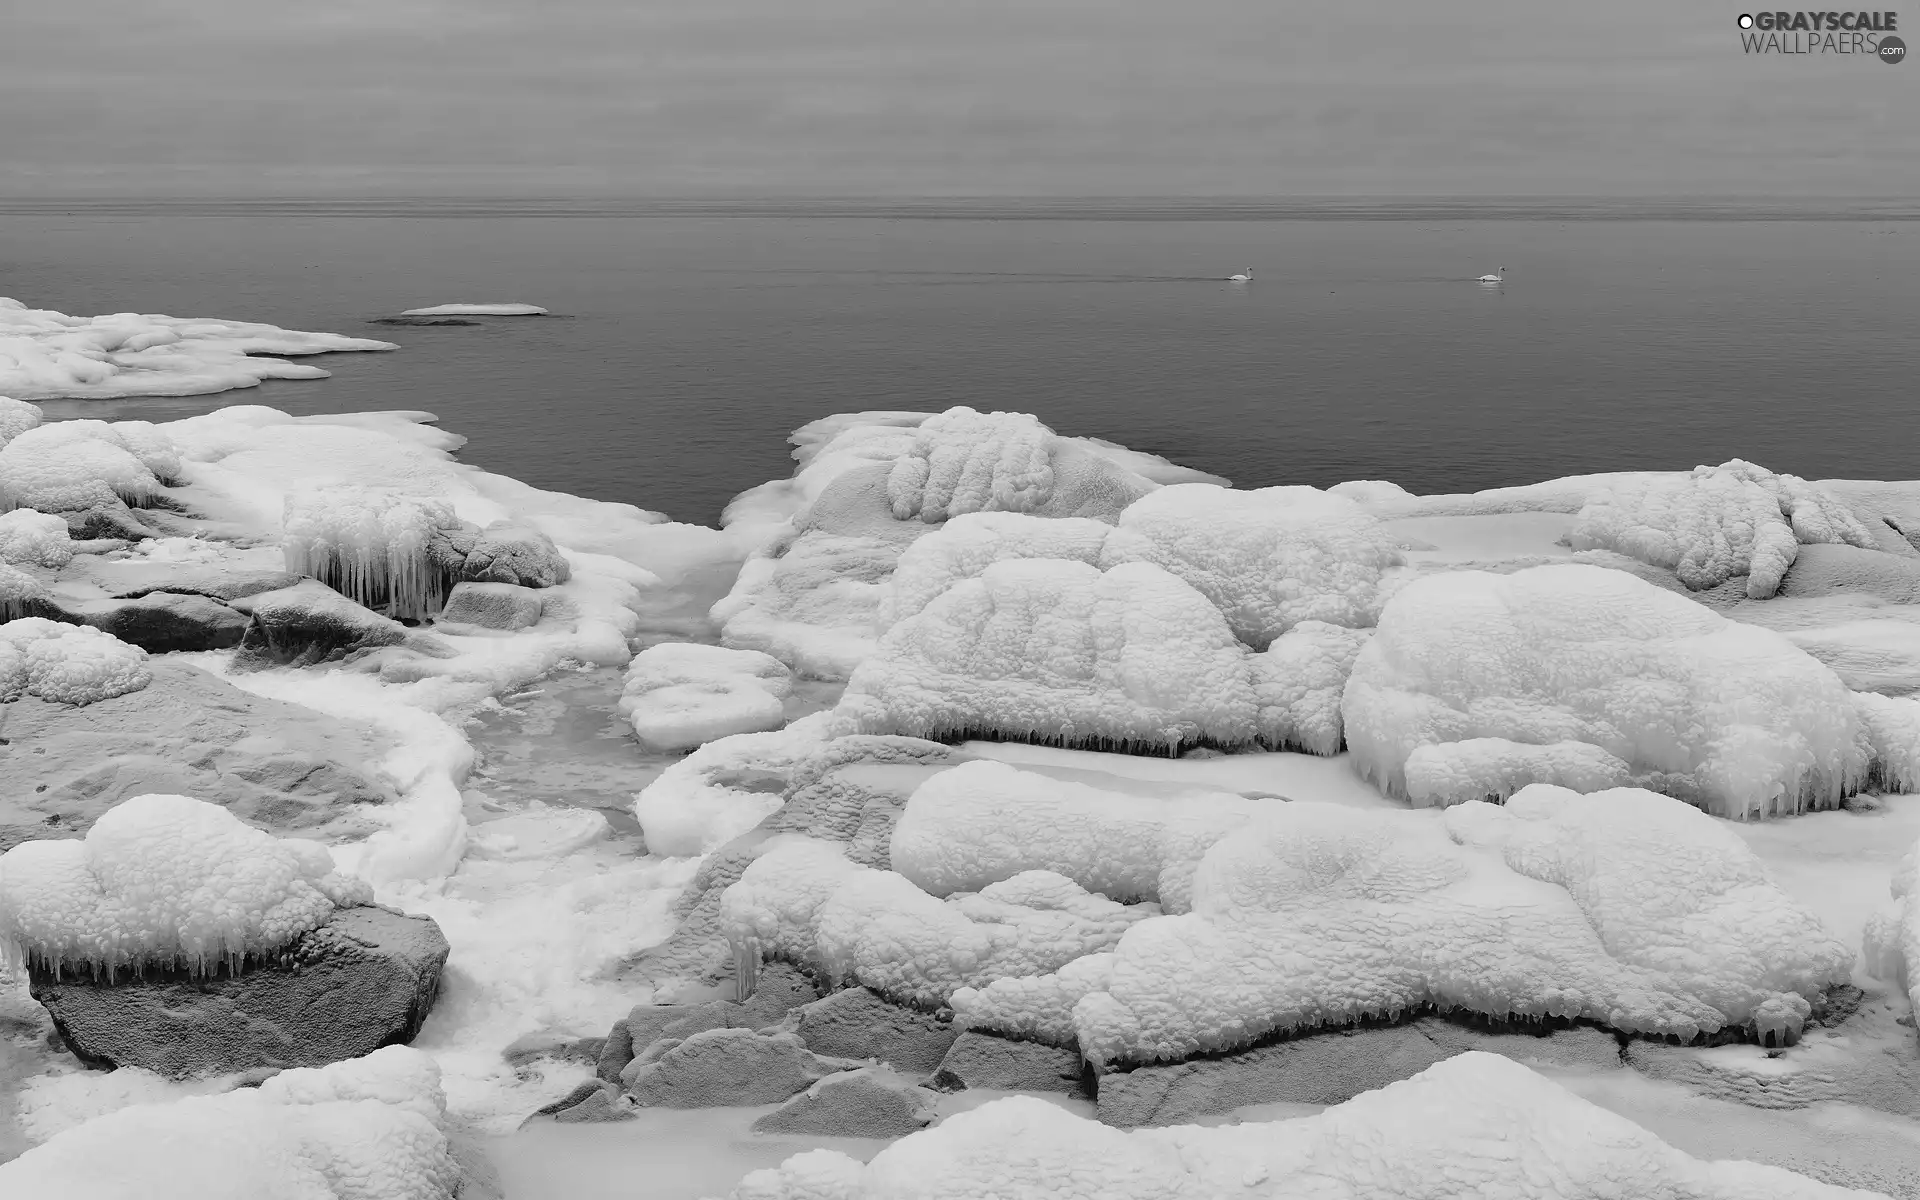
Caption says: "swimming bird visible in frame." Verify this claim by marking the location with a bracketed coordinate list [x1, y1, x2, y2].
[1477, 267, 1505, 283]
[1228, 267, 1253, 282]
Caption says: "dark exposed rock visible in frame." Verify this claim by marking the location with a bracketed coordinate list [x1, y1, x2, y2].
[785, 987, 959, 1074]
[622, 1029, 851, 1108]
[1096, 1018, 1625, 1128]
[601, 962, 823, 1085]
[522, 1080, 637, 1126]
[751, 1067, 937, 1137]
[0, 659, 392, 845]
[503, 1031, 605, 1072]
[429, 521, 571, 589]
[230, 579, 451, 669]
[932, 1031, 1088, 1095]
[370, 317, 484, 327]
[56, 591, 249, 652]
[29, 905, 449, 1080]
[438, 581, 544, 632]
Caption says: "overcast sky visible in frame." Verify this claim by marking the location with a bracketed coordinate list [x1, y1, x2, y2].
[4, 0, 1915, 196]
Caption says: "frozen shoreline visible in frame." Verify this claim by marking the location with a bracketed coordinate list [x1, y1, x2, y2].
[2, 361, 1920, 1197]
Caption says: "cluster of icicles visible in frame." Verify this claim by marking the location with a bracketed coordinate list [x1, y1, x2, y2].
[281, 487, 460, 622]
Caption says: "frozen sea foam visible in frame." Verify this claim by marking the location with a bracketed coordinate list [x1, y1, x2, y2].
[0, 297, 395, 400]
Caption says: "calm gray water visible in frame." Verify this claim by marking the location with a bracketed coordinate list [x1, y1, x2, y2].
[4, 199, 1916, 524]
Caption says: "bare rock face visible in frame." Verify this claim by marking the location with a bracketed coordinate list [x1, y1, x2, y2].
[229, 580, 417, 668]
[784, 987, 959, 1074]
[0, 659, 393, 851]
[28, 905, 449, 1080]
[931, 1031, 1088, 1095]
[751, 1067, 938, 1137]
[597, 962, 822, 1084]
[622, 1029, 852, 1108]
[1097, 1019, 1624, 1128]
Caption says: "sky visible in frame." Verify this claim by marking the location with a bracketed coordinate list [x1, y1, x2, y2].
[3, 0, 1915, 196]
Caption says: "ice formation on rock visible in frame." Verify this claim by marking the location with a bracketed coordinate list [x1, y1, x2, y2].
[950, 787, 1852, 1066]
[0, 297, 396, 400]
[839, 559, 1265, 753]
[0, 394, 43, 444]
[283, 488, 463, 622]
[727, 1052, 1881, 1200]
[720, 837, 1156, 1009]
[1569, 460, 1875, 599]
[0, 1046, 460, 1200]
[885, 407, 1058, 523]
[713, 532, 899, 679]
[0, 507, 75, 568]
[1342, 563, 1871, 818]
[0, 561, 54, 620]
[878, 512, 1116, 630]
[397, 303, 547, 316]
[0, 618, 151, 704]
[0, 431, 165, 512]
[1250, 620, 1373, 755]
[0, 792, 372, 980]
[1100, 483, 1406, 646]
[6, 418, 184, 483]
[890, 761, 1267, 911]
[618, 641, 793, 751]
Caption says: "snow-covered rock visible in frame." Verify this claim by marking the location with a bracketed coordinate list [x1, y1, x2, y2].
[1250, 620, 1373, 755]
[0, 394, 43, 445]
[952, 787, 1852, 1066]
[1100, 483, 1406, 647]
[618, 642, 792, 751]
[838, 559, 1265, 753]
[0, 1046, 461, 1200]
[0, 508, 75, 568]
[878, 511, 1115, 630]
[1342, 563, 1871, 818]
[727, 1051, 1879, 1200]
[630, 712, 841, 857]
[0, 297, 395, 400]
[0, 792, 371, 980]
[0, 618, 151, 705]
[1568, 460, 1875, 600]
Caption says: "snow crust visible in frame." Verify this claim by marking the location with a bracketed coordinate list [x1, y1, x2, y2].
[0, 618, 151, 705]
[0, 792, 372, 979]
[0, 394, 43, 444]
[0, 507, 75, 568]
[0, 430, 165, 512]
[951, 785, 1852, 1065]
[397, 304, 547, 317]
[728, 1051, 1883, 1200]
[0, 297, 395, 400]
[618, 641, 792, 751]
[1343, 564, 1872, 818]
[283, 487, 462, 621]
[1568, 460, 1875, 599]
[0, 1047, 459, 1200]
[1101, 483, 1406, 646]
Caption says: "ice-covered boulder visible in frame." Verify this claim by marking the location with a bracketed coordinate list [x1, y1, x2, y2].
[0, 394, 43, 445]
[877, 511, 1116, 629]
[1100, 483, 1406, 647]
[1568, 460, 1875, 600]
[0, 792, 371, 980]
[4, 418, 183, 482]
[1342, 563, 1871, 818]
[619, 642, 792, 751]
[429, 519, 572, 589]
[889, 761, 1266, 911]
[230, 579, 431, 669]
[0, 1046, 462, 1200]
[0, 617, 151, 705]
[885, 407, 1059, 523]
[0, 561, 57, 621]
[0, 432, 165, 512]
[0, 507, 75, 567]
[951, 788, 1853, 1067]
[630, 711, 842, 858]
[1249, 620, 1372, 755]
[713, 531, 899, 679]
[435, 581, 543, 631]
[284, 487, 463, 621]
[837, 559, 1264, 754]
[721, 839, 1156, 1010]
[0, 297, 396, 400]
[725, 1052, 1883, 1200]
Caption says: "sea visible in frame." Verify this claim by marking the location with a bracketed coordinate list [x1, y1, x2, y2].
[4, 197, 1917, 526]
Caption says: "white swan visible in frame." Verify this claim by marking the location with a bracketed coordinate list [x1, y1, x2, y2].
[1228, 267, 1253, 282]
[1477, 267, 1505, 283]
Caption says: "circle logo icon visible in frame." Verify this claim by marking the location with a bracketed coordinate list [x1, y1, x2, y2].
[1738, 13, 1754, 27]
[1881, 35, 1907, 63]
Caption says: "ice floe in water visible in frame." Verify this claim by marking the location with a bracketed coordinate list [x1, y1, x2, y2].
[398, 303, 549, 317]
[0, 297, 395, 400]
